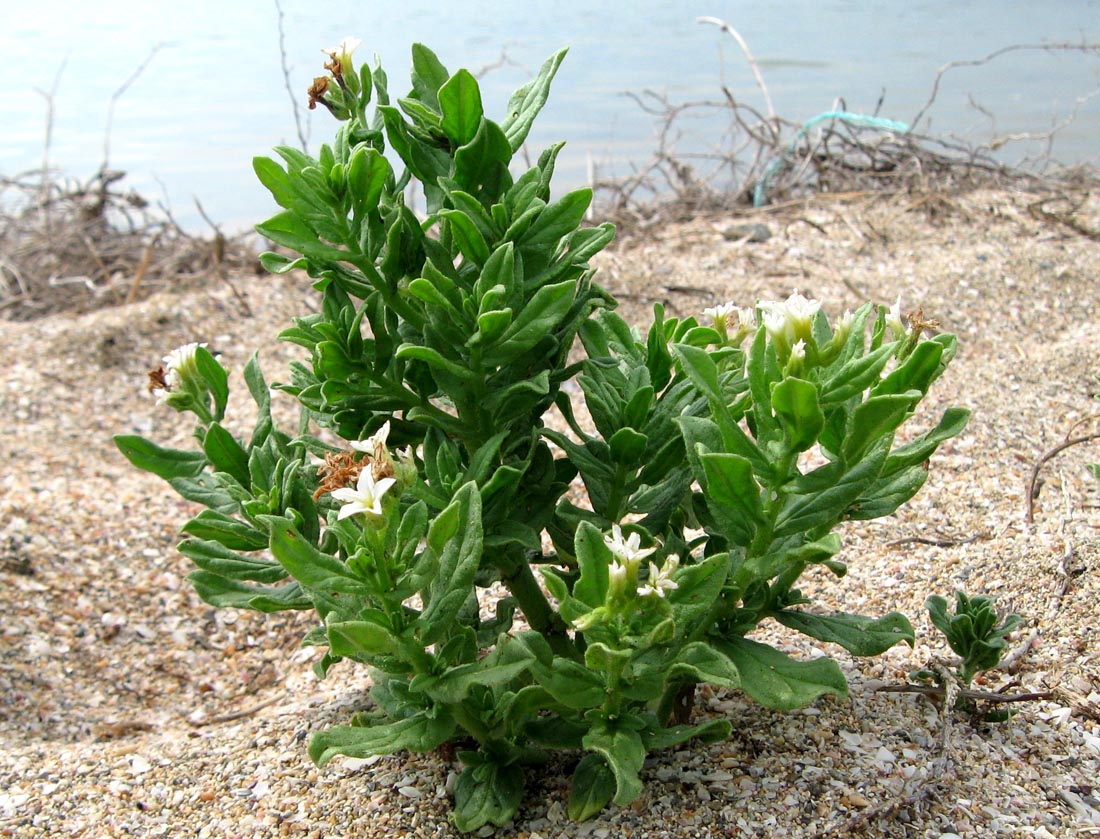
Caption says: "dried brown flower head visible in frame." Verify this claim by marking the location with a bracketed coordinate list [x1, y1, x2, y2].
[313, 451, 362, 501]
[307, 76, 330, 111]
[147, 366, 169, 394]
[907, 307, 941, 336]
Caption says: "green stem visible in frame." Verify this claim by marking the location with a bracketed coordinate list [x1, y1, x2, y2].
[496, 551, 578, 660]
[656, 682, 696, 727]
[655, 590, 730, 727]
[604, 463, 630, 522]
[450, 701, 495, 747]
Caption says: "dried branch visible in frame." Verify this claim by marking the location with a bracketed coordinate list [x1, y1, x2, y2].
[274, 0, 309, 152]
[1025, 427, 1100, 523]
[697, 17, 775, 122]
[103, 43, 167, 166]
[887, 532, 987, 548]
[594, 36, 1100, 233]
[874, 683, 1053, 704]
[911, 41, 1100, 131]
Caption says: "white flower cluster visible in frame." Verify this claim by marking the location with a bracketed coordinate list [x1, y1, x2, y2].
[638, 555, 680, 599]
[702, 302, 756, 344]
[332, 420, 415, 522]
[603, 525, 679, 599]
[757, 290, 820, 351]
[151, 342, 207, 403]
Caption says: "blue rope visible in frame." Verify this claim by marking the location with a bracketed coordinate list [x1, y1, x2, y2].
[753, 111, 910, 207]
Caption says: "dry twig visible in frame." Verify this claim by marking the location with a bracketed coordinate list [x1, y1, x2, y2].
[274, 0, 309, 152]
[887, 532, 987, 548]
[1025, 427, 1100, 523]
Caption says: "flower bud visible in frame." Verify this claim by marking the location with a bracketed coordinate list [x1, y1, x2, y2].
[758, 290, 820, 362]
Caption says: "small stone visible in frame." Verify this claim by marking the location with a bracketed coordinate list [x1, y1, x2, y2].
[719, 222, 772, 243]
[129, 755, 152, 775]
[844, 791, 872, 808]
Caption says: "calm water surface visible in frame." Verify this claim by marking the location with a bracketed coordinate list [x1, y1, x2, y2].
[2, 0, 1098, 231]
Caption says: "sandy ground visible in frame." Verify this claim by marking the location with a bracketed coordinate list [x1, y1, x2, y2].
[2, 187, 1100, 838]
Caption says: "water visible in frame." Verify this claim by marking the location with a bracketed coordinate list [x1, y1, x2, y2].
[2, 0, 1098, 233]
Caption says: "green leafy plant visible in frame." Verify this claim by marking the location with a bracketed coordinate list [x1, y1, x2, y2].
[922, 591, 1023, 686]
[115, 40, 969, 830]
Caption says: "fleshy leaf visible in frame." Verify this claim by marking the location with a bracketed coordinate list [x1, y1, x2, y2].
[714, 636, 848, 710]
[567, 754, 617, 821]
[774, 610, 915, 655]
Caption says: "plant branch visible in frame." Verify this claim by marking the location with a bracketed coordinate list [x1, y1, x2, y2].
[875, 683, 1053, 703]
[273, 0, 309, 152]
[1025, 426, 1100, 523]
[697, 17, 775, 122]
[103, 42, 167, 166]
[911, 41, 1100, 130]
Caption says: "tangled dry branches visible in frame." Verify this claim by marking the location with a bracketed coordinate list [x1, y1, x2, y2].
[592, 25, 1100, 232]
[0, 167, 258, 321]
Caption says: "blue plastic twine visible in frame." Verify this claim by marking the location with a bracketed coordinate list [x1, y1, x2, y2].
[753, 111, 910, 207]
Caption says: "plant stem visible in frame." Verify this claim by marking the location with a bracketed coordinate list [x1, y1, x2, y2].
[450, 701, 495, 747]
[496, 550, 577, 660]
[604, 463, 630, 522]
[656, 683, 697, 727]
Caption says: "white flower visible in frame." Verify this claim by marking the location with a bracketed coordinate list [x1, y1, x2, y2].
[151, 342, 207, 401]
[638, 555, 680, 599]
[331, 468, 397, 521]
[608, 559, 629, 590]
[702, 302, 737, 324]
[350, 420, 391, 456]
[323, 37, 362, 63]
[603, 524, 657, 568]
[735, 307, 756, 333]
[885, 296, 907, 339]
[790, 339, 807, 363]
[835, 309, 854, 338]
[758, 290, 821, 348]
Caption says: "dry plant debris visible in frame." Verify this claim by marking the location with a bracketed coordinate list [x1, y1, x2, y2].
[592, 28, 1100, 237]
[0, 167, 259, 321]
[2, 186, 1100, 837]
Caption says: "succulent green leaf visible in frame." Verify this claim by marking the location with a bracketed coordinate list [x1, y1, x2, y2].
[309, 712, 455, 767]
[609, 427, 648, 465]
[346, 147, 391, 214]
[409, 43, 450, 110]
[325, 617, 401, 659]
[521, 188, 593, 248]
[573, 521, 612, 609]
[699, 451, 764, 546]
[775, 610, 915, 655]
[181, 510, 268, 552]
[501, 47, 568, 151]
[667, 642, 742, 688]
[420, 483, 483, 645]
[178, 538, 287, 584]
[438, 69, 484, 146]
[202, 423, 250, 487]
[642, 717, 732, 751]
[568, 754, 617, 821]
[265, 516, 373, 596]
[581, 721, 645, 806]
[452, 760, 525, 832]
[114, 434, 206, 481]
[440, 208, 491, 265]
[484, 279, 575, 366]
[714, 637, 848, 710]
[843, 393, 918, 463]
[186, 572, 310, 612]
[771, 377, 824, 453]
